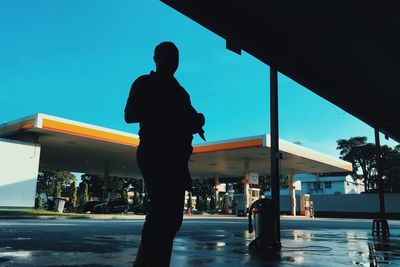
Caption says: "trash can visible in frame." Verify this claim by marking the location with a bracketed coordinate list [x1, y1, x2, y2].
[55, 197, 68, 213]
[248, 198, 277, 249]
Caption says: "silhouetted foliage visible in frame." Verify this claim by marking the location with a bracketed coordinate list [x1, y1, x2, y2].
[337, 136, 400, 192]
[80, 174, 104, 200]
[80, 174, 141, 201]
[187, 192, 193, 210]
[80, 182, 89, 204]
[209, 195, 216, 210]
[69, 181, 77, 207]
[257, 175, 289, 194]
[195, 196, 208, 211]
[54, 181, 61, 198]
[36, 170, 75, 199]
[381, 145, 400, 192]
[35, 195, 42, 209]
[123, 189, 129, 203]
[222, 193, 230, 213]
[191, 179, 214, 201]
[132, 191, 141, 206]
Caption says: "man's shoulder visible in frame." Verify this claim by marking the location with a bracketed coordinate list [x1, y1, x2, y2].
[133, 73, 153, 85]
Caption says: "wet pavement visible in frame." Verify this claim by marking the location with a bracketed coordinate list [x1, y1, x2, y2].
[0, 216, 399, 266]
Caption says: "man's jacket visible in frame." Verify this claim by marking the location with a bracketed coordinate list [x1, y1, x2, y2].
[125, 71, 205, 149]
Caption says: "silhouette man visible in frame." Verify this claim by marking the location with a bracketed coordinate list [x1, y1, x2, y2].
[125, 42, 205, 267]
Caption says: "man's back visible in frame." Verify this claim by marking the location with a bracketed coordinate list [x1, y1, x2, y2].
[125, 71, 202, 147]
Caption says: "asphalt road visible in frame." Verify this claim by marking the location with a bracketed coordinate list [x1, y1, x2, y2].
[0, 216, 399, 266]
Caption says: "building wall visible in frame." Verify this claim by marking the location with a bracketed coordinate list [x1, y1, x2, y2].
[295, 173, 365, 195]
[278, 193, 400, 214]
[301, 180, 346, 195]
[0, 139, 40, 208]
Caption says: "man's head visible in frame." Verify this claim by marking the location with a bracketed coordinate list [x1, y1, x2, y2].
[154, 42, 179, 76]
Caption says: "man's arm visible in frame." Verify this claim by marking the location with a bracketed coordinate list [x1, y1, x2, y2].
[185, 94, 206, 140]
[124, 77, 146, 123]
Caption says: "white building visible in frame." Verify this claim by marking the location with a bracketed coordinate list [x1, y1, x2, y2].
[295, 173, 365, 195]
[0, 138, 41, 208]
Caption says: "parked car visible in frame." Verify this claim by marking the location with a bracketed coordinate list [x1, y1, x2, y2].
[83, 201, 102, 213]
[63, 202, 73, 213]
[46, 199, 55, 211]
[131, 204, 149, 215]
[93, 200, 129, 214]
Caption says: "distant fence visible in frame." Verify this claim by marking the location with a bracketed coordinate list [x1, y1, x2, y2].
[279, 193, 400, 218]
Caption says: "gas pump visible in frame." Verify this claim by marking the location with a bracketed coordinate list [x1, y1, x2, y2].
[248, 198, 277, 249]
[300, 194, 311, 216]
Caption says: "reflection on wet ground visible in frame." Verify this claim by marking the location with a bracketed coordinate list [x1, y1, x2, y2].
[0, 218, 399, 266]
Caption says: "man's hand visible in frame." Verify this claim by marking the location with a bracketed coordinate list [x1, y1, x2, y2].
[197, 113, 206, 141]
[199, 129, 206, 141]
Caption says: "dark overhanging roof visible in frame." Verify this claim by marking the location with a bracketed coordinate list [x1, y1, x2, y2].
[161, 0, 400, 143]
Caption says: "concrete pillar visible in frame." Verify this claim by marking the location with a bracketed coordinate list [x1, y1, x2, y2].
[270, 65, 282, 248]
[243, 159, 250, 211]
[288, 171, 296, 216]
[102, 164, 110, 201]
[214, 175, 220, 210]
[374, 129, 387, 219]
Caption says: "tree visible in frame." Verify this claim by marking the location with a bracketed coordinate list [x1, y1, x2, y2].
[35, 195, 42, 209]
[55, 171, 76, 188]
[222, 194, 230, 213]
[36, 170, 75, 199]
[257, 175, 289, 194]
[36, 170, 56, 199]
[381, 145, 400, 192]
[80, 174, 104, 200]
[195, 195, 205, 211]
[80, 182, 89, 204]
[280, 175, 289, 188]
[191, 179, 214, 206]
[209, 195, 216, 210]
[132, 191, 141, 206]
[337, 137, 376, 191]
[134, 179, 145, 195]
[80, 174, 137, 201]
[54, 181, 61, 198]
[108, 177, 125, 199]
[337, 136, 400, 192]
[187, 192, 193, 211]
[69, 181, 78, 208]
[123, 188, 129, 203]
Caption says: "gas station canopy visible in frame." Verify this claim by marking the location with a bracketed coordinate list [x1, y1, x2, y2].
[160, 0, 400, 143]
[0, 113, 351, 178]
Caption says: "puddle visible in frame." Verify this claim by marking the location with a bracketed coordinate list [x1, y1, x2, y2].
[187, 258, 215, 265]
[14, 237, 32, 240]
[205, 242, 226, 247]
[0, 251, 32, 258]
[0, 257, 11, 263]
[91, 236, 116, 240]
[350, 260, 392, 266]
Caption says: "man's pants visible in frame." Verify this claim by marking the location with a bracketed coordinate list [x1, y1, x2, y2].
[134, 145, 187, 267]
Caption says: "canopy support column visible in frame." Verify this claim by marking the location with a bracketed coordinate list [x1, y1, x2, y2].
[243, 159, 250, 212]
[214, 175, 220, 211]
[288, 170, 296, 216]
[270, 66, 282, 248]
[103, 164, 110, 201]
[373, 128, 390, 236]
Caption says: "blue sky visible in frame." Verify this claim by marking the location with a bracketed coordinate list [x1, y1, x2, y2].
[1, 0, 397, 157]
